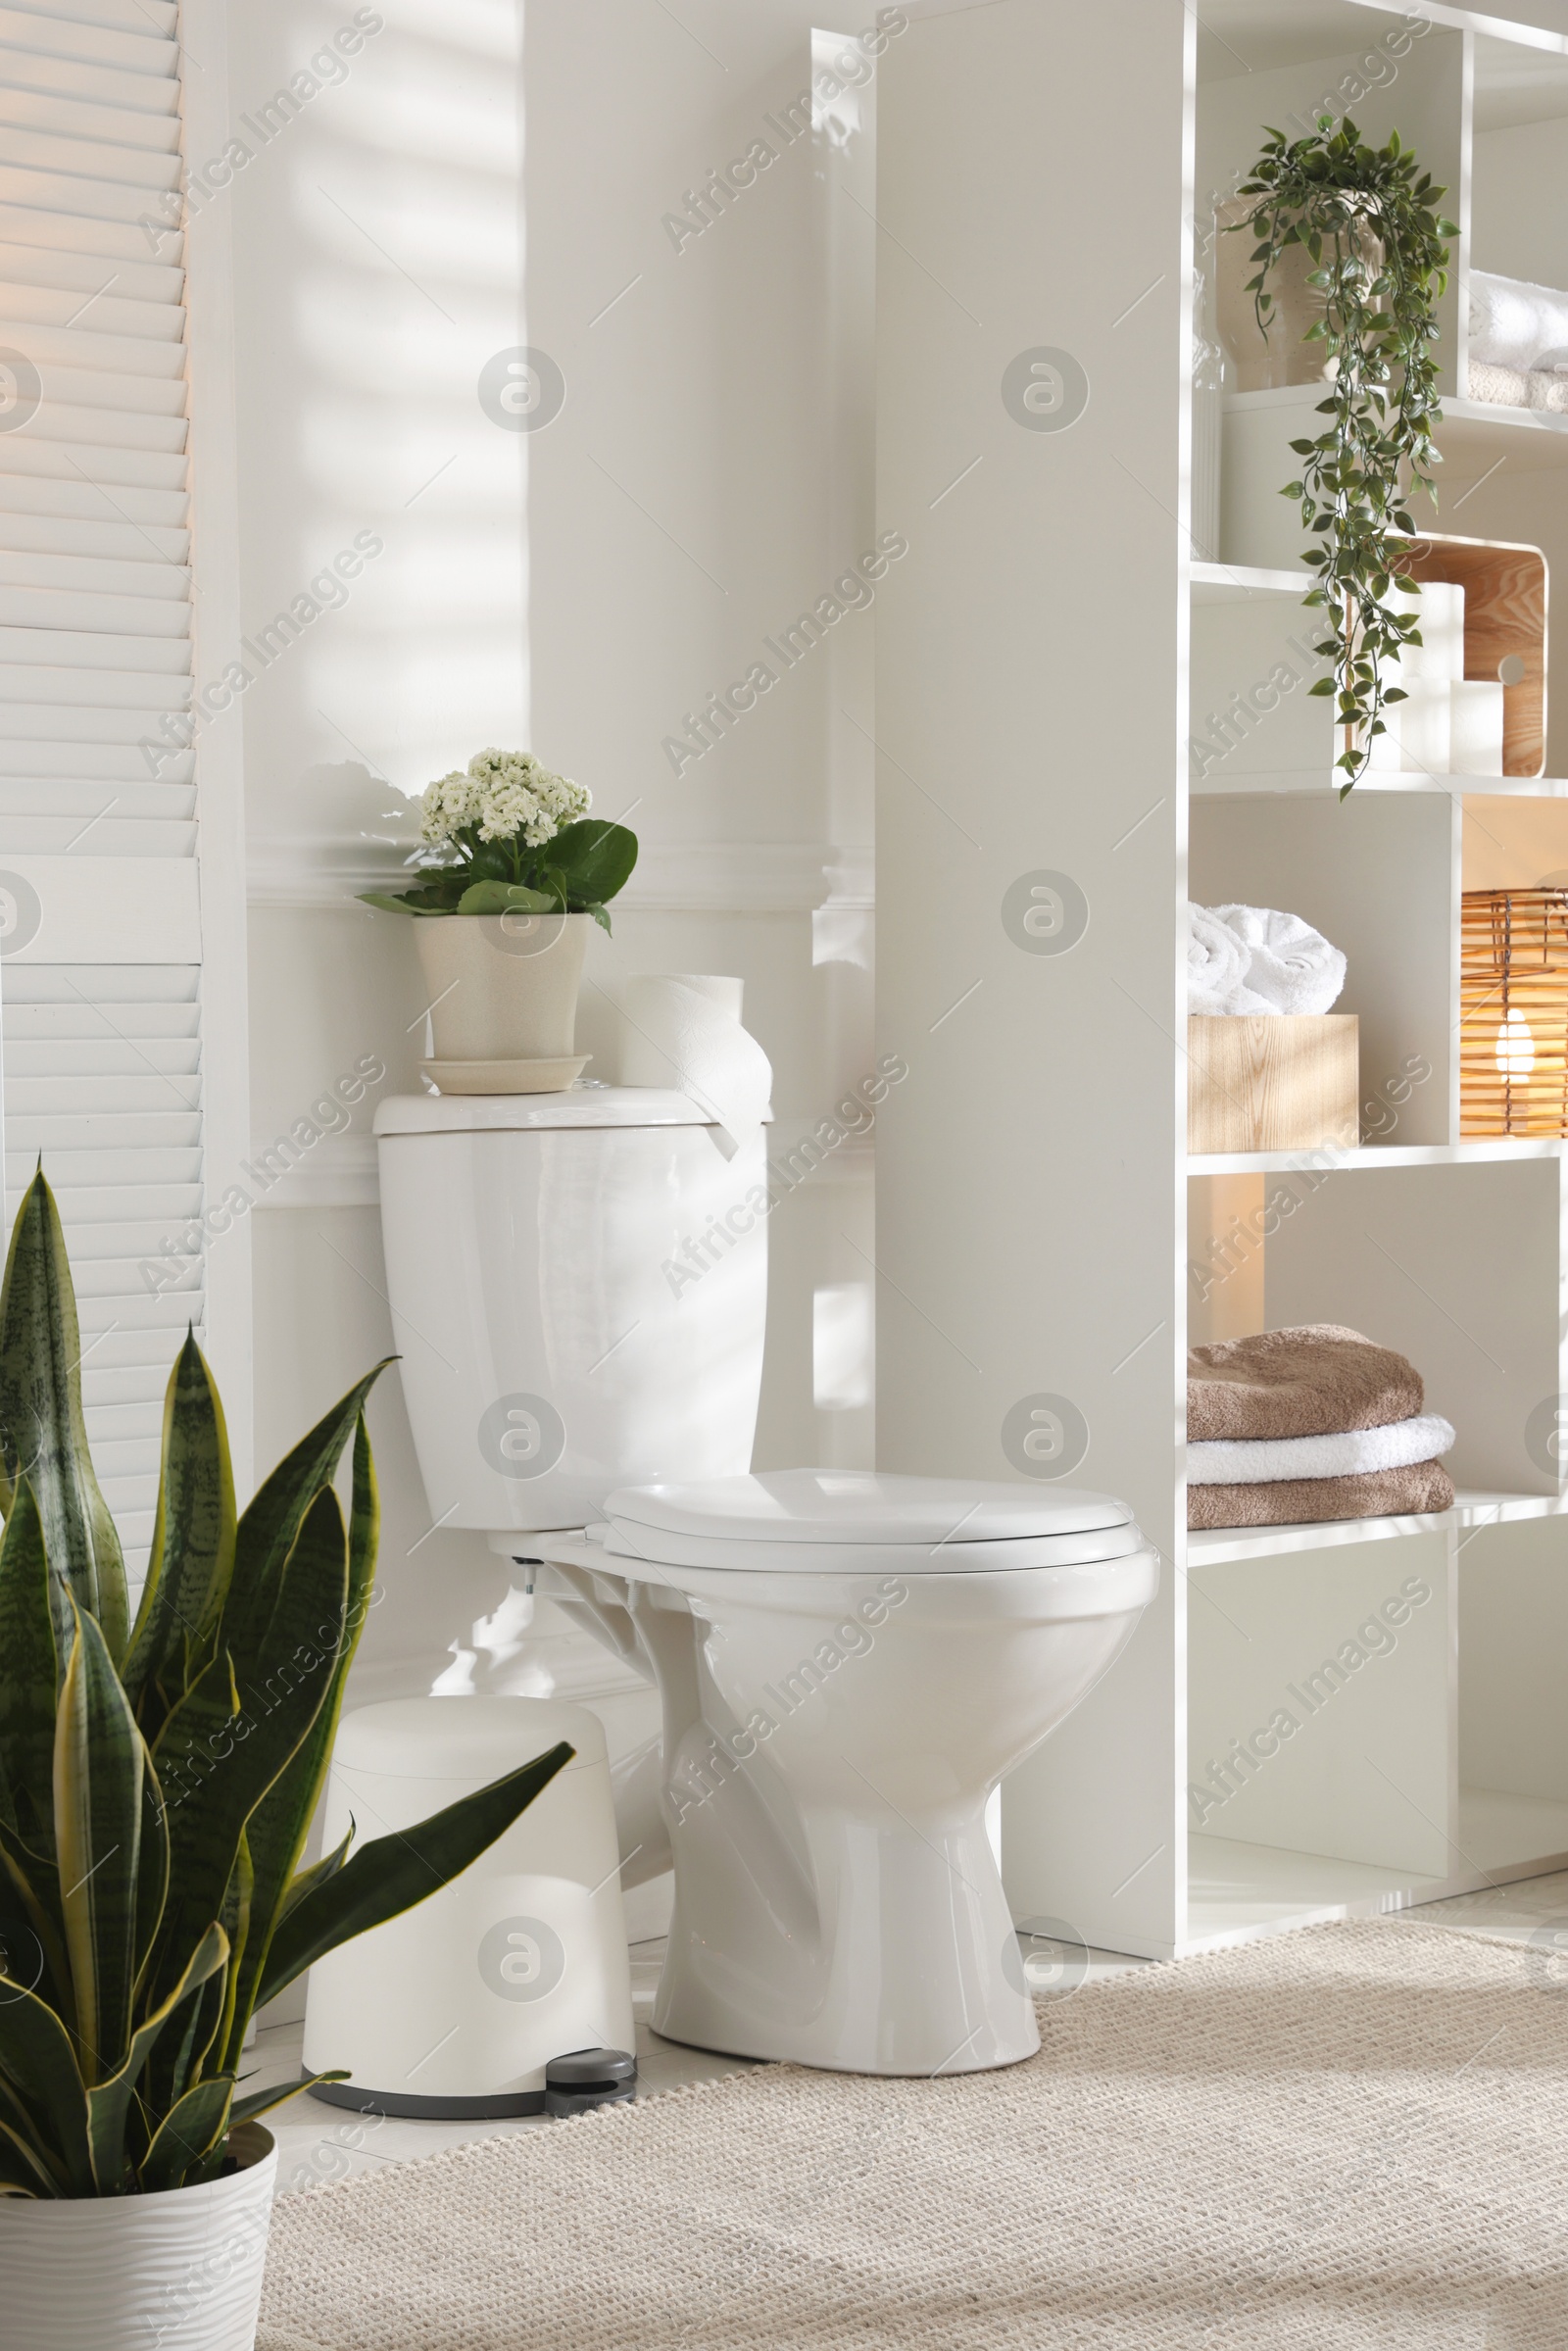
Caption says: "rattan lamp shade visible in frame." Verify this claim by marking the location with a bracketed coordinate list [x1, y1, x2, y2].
[1461, 889, 1568, 1135]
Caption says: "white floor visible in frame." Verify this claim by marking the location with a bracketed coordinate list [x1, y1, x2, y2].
[256, 1872, 1568, 2191]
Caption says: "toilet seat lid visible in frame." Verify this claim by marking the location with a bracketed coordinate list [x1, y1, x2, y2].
[375, 1088, 717, 1136]
[603, 1469, 1137, 1571]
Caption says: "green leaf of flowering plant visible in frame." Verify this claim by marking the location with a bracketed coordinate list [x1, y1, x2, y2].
[542, 819, 638, 909]
[357, 891, 436, 916]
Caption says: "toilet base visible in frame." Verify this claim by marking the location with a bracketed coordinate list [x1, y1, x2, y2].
[652, 1797, 1040, 2078]
[647, 2015, 1041, 2080]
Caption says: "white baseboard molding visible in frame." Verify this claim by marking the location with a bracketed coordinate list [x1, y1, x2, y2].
[249, 1134, 379, 1208]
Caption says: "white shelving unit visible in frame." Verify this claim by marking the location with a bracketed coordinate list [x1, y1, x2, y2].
[876, 0, 1568, 1959]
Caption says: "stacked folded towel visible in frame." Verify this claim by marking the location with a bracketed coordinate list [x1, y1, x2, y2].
[1465, 273, 1568, 413]
[1465, 355, 1568, 414]
[1468, 269, 1568, 374]
[1186, 903, 1347, 1017]
[1188, 1324, 1455, 1530]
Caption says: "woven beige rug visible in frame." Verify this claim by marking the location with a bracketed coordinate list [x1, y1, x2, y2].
[257, 1919, 1568, 2350]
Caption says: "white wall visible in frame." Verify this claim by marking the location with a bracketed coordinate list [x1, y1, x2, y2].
[225, 0, 886, 1693]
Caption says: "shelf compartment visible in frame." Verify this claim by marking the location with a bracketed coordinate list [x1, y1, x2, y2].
[1189, 573, 1333, 791]
[1187, 1830, 1447, 1951]
[1193, 538, 1548, 780]
[1458, 1514, 1568, 1877]
[1189, 1154, 1563, 1496]
[1190, 792, 1455, 1147]
[1186, 1813, 1568, 1955]
[1199, 23, 1465, 399]
[1185, 1503, 1568, 1952]
[1188, 1528, 1453, 1876]
[1221, 393, 1568, 593]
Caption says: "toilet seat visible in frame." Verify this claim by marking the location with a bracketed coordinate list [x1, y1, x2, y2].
[596, 1519, 1148, 1575]
[602, 1467, 1142, 1575]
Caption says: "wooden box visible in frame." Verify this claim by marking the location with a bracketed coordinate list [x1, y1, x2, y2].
[1406, 534, 1546, 778]
[1188, 1014, 1359, 1154]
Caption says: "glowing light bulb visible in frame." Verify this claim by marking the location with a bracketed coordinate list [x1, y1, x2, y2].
[1496, 1007, 1536, 1079]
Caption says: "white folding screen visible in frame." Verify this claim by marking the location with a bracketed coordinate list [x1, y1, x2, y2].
[0, 0, 250, 1579]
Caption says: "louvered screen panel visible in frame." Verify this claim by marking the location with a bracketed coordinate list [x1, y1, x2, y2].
[3, 961, 201, 1572]
[0, 0, 197, 1592]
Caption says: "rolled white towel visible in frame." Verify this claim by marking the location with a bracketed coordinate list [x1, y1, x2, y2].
[1210, 903, 1347, 1016]
[1469, 269, 1568, 373]
[1187, 902, 1271, 1015]
[1188, 1411, 1455, 1487]
[1463, 354, 1568, 412]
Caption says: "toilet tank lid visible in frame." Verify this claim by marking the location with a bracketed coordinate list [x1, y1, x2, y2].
[375, 1087, 721, 1136]
[604, 1469, 1135, 1545]
[330, 1697, 606, 1778]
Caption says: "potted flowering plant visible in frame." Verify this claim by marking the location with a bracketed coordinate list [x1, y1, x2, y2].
[362, 750, 637, 1088]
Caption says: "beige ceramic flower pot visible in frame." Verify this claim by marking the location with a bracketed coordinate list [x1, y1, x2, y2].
[0, 2124, 276, 2351]
[412, 909, 591, 1061]
[1214, 199, 1383, 392]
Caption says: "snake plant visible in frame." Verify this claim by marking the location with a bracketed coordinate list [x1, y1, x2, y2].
[0, 1169, 571, 2197]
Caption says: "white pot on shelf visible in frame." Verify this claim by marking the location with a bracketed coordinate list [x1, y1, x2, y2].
[0, 2123, 277, 2351]
[412, 910, 592, 1062]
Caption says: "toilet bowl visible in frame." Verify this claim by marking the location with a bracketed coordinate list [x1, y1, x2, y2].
[538, 1468, 1157, 2077]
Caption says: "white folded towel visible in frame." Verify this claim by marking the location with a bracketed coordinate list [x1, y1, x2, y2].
[1468, 269, 1568, 374]
[1209, 903, 1348, 1016]
[1188, 1411, 1455, 1487]
[1464, 354, 1568, 413]
[1187, 902, 1271, 1015]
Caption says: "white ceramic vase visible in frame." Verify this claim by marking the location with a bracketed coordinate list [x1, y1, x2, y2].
[413, 910, 591, 1061]
[0, 2124, 277, 2351]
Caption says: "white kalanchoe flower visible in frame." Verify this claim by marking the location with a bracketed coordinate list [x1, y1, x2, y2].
[418, 769, 482, 847]
[418, 750, 590, 851]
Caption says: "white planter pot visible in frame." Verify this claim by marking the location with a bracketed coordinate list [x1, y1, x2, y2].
[413, 910, 591, 1061]
[0, 2124, 277, 2351]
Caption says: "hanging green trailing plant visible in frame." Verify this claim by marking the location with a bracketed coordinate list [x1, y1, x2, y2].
[1230, 116, 1457, 793]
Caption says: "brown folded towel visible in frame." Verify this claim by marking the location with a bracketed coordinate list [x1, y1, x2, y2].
[1189, 1325, 1424, 1442]
[1189, 1458, 1454, 1531]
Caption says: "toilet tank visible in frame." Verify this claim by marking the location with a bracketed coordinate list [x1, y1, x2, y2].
[375, 1089, 768, 1537]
